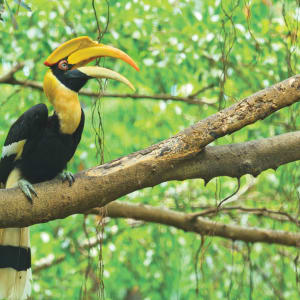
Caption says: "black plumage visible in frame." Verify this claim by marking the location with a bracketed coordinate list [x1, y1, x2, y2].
[0, 103, 84, 185]
[0, 246, 31, 271]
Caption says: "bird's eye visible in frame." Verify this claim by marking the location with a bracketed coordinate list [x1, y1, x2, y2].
[58, 60, 69, 71]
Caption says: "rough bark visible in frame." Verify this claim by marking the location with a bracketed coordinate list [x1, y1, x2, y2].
[0, 129, 299, 228]
[89, 202, 300, 247]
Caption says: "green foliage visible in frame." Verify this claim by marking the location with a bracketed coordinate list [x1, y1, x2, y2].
[0, 0, 300, 299]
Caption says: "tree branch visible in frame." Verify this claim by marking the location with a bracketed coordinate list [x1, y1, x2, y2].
[0, 128, 300, 227]
[88, 202, 300, 247]
[0, 64, 214, 106]
[32, 199, 300, 274]
[0, 75, 300, 227]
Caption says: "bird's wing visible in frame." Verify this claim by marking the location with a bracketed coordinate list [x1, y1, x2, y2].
[0, 104, 49, 185]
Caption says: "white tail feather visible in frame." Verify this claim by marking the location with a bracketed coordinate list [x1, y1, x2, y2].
[0, 169, 31, 299]
[0, 228, 31, 299]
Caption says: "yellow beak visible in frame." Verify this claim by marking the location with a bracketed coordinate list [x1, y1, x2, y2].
[44, 36, 139, 71]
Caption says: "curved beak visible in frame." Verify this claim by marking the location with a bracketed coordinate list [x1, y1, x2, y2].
[44, 36, 139, 91]
[68, 44, 139, 71]
[64, 66, 136, 91]
[44, 36, 139, 71]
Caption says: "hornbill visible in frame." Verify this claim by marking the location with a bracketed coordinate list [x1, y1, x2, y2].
[0, 36, 138, 299]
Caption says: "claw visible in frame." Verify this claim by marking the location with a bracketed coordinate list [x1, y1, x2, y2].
[18, 179, 37, 203]
[57, 171, 75, 186]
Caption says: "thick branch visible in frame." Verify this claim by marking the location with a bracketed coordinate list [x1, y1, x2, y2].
[1, 75, 300, 227]
[0, 65, 213, 106]
[90, 202, 300, 247]
[0, 129, 300, 227]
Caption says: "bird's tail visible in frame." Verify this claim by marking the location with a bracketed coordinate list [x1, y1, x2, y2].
[0, 173, 32, 300]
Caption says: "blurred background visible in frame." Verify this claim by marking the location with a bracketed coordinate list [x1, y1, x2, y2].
[0, 0, 300, 299]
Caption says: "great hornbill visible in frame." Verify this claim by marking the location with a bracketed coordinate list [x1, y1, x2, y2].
[0, 36, 138, 300]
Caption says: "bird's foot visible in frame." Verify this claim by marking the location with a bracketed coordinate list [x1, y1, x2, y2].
[57, 171, 75, 186]
[18, 179, 37, 203]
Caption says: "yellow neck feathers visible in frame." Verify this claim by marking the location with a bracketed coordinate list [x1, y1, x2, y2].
[43, 70, 81, 134]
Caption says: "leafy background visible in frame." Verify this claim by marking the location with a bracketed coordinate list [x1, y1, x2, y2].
[0, 0, 300, 299]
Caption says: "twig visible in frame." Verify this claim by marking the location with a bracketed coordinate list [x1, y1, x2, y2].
[0, 62, 24, 83]
[188, 83, 216, 98]
[33, 255, 66, 274]
[189, 205, 300, 226]
[217, 177, 241, 209]
[0, 64, 214, 106]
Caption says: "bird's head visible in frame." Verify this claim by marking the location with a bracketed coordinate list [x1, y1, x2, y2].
[43, 36, 139, 102]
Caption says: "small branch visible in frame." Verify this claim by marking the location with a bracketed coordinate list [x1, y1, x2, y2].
[0, 62, 24, 83]
[88, 202, 300, 247]
[33, 255, 66, 274]
[0, 65, 214, 106]
[188, 83, 216, 98]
